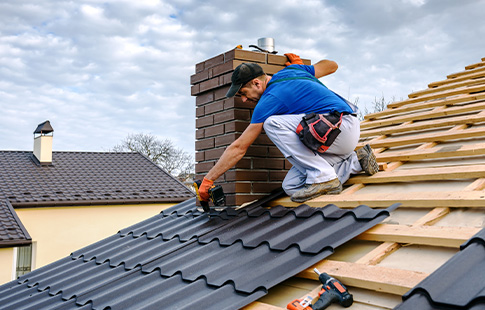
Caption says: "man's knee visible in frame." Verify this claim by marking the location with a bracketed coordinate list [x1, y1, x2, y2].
[263, 115, 279, 132]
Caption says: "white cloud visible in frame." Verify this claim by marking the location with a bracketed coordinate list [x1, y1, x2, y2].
[0, 0, 484, 155]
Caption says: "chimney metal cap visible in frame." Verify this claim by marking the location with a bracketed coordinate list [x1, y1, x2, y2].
[34, 120, 54, 135]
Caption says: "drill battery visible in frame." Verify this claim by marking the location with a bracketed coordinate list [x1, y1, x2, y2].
[193, 179, 225, 212]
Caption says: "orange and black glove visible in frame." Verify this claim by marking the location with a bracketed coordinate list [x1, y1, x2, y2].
[285, 53, 304, 66]
[198, 177, 214, 202]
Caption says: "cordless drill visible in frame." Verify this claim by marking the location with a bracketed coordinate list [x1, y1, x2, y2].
[287, 269, 353, 310]
[193, 179, 225, 212]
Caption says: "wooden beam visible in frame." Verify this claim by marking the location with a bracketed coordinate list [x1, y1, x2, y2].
[409, 77, 485, 98]
[387, 83, 485, 109]
[356, 224, 481, 248]
[270, 190, 485, 208]
[374, 143, 485, 162]
[355, 242, 401, 265]
[347, 164, 485, 185]
[361, 126, 485, 149]
[296, 260, 428, 296]
[241, 302, 284, 310]
[428, 68, 485, 88]
[361, 111, 485, 138]
[362, 99, 485, 129]
[364, 92, 485, 121]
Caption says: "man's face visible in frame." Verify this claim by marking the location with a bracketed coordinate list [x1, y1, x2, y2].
[237, 80, 263, 103]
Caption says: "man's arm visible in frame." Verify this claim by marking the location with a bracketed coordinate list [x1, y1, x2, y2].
[313, 59, 338, 78]
[205, 122, 263, 181]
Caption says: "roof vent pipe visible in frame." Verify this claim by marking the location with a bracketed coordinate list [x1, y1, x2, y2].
[33, 120, 54, 165]
[249, 37, 277, 54]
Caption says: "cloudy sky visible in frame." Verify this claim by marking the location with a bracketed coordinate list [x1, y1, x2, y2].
[1, 0, 484, 155]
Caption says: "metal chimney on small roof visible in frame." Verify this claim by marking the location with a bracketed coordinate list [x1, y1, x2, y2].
[33, 120, 54, 165]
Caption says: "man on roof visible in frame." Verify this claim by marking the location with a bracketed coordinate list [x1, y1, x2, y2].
[198, 53, 378, 203]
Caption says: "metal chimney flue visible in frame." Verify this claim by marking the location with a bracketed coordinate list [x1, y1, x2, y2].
[33, 120, 54, 165]
[249, 37, 277, 54]
[257, 37, 275, 53]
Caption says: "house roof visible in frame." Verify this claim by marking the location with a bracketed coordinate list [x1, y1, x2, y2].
[395, 228, 485, 310]
[0, 150, 194, 247]
[0, 151, 194, 207]
[0, 193, 398, 310]
[0, 199, 31, 248]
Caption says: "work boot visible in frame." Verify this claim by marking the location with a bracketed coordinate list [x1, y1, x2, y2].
[290, 178, 342, 203]
[356, 144, 379, 175]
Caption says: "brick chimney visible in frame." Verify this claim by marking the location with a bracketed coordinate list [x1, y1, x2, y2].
[33, 120, 54, 165]
[191, 48, 310, 206]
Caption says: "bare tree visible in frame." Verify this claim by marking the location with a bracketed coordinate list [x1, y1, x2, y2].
[112, 133, 194, 180]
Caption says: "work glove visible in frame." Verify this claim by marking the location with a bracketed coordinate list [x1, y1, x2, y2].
[198, 177, 214, 202]
[284, 53, 304, 66]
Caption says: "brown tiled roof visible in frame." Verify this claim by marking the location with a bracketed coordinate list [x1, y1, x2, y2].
[0, 150, 194, 247]
[0, 199, 31, 248]
[0, 151, 194, 207]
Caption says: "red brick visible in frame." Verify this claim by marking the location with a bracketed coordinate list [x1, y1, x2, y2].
[191, 84, 200, 96]
[224, 49, 267, 63]
[195, 129, 205, 139]
[245, 145, 268, 157]
[205, 101, 224, 114]
[195, 138, 214, 151]
[235, 158, 251, 169]
[225, 121, 249, 133]
[253, 134, 273, 145]
[199, 76, 221, 93]
[252, 182, 282, 193]
[225, 170, 268, 182]
[215, 133, 240, 147]
[196, 92, 214, 106]
[195, 151, 204, 162]
[196, 115, 213, 128]
[204, 148, 225, 160]
[204, 124, 224, 138]
[269, 170, 287, 182]
[214, 109, 251, 124]
[196, 106, 205, 117]
[211, 61, 235, 77]
[268, 146, 284, 158]
[195, 62, 204, 73]
[190, 70, 209, 85]
[214, 86, 230, 100]
[220, 182, 251, 194]
[224, 96, 257, 109]
[285, 159, 293, 170]
[204, 54, 225, 69]
[195, 161, 215, 173]
[253, 158, 285, 170]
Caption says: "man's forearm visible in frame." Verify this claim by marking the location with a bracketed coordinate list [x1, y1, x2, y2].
[205, 143, 247, 181]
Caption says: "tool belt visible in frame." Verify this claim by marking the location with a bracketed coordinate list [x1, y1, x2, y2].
[296, 112, 344, 153]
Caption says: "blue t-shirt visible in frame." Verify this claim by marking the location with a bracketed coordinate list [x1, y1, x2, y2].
[251, 65, 353, 124]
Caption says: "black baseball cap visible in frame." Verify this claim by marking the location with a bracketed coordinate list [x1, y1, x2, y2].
[226, 63, 264, 98]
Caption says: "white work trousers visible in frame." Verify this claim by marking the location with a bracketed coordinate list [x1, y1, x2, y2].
[263, 114, 362, 195]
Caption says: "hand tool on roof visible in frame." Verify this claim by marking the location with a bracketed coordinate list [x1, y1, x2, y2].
[193, 179, 225, 213]
[287, 269, 353, 310]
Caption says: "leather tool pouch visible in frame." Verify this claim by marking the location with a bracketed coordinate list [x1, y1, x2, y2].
[296, 112, 343, 153]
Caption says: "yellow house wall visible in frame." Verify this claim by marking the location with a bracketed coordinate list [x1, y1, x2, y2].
[0, 247, 14, 284]
[15, 203, 174, 271]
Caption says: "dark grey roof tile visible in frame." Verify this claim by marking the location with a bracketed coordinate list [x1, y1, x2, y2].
[0, 199, 31, 247]
[0, 199, 396, 310]
[396, 228, 485, 309]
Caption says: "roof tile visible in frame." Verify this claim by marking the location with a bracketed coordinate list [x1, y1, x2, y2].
[0, 198, 397, 309]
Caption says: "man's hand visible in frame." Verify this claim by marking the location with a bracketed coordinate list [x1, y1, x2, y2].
[285, 53, 304, 66]
[198, 177, 214, 202]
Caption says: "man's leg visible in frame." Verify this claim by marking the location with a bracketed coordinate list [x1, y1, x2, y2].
[321, 114, 362, 184]
[263, 114, 340, 197]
